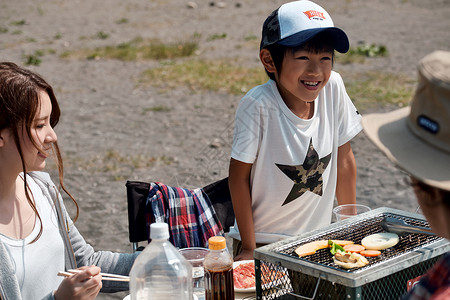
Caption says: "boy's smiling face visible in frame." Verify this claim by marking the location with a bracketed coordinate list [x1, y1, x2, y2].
[275, 49, 333, 105]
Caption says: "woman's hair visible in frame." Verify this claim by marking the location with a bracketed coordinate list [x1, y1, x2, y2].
[0, 62, 78, 242]
[263, 31, 335, 81]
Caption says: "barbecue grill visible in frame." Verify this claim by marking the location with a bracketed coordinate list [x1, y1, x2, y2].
[254, 207, 450, 300]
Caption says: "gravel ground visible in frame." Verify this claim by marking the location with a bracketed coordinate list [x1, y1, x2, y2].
[1, 0, 449, 298]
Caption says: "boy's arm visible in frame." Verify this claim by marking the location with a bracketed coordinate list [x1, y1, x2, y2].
[229, 158, 256, 261]
[336, 141, 357, 205]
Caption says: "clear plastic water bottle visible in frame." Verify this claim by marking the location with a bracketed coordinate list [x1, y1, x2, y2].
[129, 222, 193, 300]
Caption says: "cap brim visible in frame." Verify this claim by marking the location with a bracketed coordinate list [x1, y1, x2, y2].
[362, 107, 450, 191]
[277, 27, 349, 53]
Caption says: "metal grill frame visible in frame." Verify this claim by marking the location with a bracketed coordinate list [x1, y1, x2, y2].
[254, 207, 450, 299]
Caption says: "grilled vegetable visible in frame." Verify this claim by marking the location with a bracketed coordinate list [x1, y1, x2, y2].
[361, 233, 399, 250]
[333, 252, 369, 269]
[328, 240, 346, 255]
[343, 244, 366, 253]
[295, 240, 353, 257]
[360, 250, 382, 257]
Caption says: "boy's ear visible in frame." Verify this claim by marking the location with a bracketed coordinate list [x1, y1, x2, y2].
[260, 49, 276, 73]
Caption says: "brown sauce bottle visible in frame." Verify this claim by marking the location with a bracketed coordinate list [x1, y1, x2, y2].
[203, 236, 235, 300]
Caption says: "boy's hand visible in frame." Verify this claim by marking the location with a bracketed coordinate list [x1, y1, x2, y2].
[54, 265, 102, 300]
[234, 248, 254, 261]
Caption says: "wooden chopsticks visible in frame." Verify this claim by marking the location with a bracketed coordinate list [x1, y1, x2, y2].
[57, 269, 130, 282]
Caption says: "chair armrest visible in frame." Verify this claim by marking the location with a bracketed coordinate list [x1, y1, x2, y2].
[126, 181, 150, 243]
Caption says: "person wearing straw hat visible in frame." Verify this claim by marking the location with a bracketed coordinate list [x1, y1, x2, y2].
[362, 50, 450, 300]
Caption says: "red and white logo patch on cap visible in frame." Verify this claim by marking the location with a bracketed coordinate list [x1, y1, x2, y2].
[303, 10, 326, 20]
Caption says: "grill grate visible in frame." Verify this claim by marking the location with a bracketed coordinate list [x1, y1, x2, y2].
[274, 212, 441, 272]
[254, 208, 450, 300]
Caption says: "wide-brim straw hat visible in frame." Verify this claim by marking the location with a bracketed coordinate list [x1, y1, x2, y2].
[362, 50, 450, 191]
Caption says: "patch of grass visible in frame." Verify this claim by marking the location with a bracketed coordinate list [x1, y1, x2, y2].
[338, 43, 388, 64]
[23, 51, 44, 66]
[54, 33, 63, 40]
[34, 49, 45, 56]
[139, 60, 267, 95]
[343, 71, 416, 111]
[64, 149, 160, 181]
[207, 33, 227, 41]
[192, 32, 202, 39]
[160, 155, 175, 165]
[96, 31, 110, 40]
[22, 49, 57, 66]
[64, 37, 198, 61]
[142, 105, 172, 114]
[0, 27, 8, 34]
[116, 18, 129, 24]
[10, 20, 26, 26]
[59, 51, 70, 58]
[23, 55, 41, 66]
[244, 34, 258, 41]
[350, 43, 388, 57]
[37, 6, 45, 15]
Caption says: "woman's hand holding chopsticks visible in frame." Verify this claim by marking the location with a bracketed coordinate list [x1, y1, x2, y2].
[55, 265, 102, 300]
[58, 268, 130, 282]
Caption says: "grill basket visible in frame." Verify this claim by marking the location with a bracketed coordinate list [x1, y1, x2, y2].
[254, 207, 450, 300]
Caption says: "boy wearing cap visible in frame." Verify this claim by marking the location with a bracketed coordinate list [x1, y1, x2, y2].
[363, 50, 450, 299]
[228, 0, 362, 260]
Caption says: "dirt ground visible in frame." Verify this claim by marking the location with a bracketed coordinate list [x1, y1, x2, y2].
[1, 0, 449, 299]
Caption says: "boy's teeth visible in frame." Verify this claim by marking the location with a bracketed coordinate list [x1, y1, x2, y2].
[304, 81, 318, 86]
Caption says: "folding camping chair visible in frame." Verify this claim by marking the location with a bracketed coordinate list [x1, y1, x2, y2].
[126, 177, 234, 252]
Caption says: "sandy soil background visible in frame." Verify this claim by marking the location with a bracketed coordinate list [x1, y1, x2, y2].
[1, 0, 449, 299]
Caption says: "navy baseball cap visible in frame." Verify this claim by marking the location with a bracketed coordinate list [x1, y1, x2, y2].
[260, 0, 349, 53]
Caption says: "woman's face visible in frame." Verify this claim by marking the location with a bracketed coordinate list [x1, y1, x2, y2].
[18, 90, 58, 172]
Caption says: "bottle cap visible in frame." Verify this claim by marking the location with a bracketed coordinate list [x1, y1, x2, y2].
[150, 222, 170, 239]
[208, 236, 226, 250]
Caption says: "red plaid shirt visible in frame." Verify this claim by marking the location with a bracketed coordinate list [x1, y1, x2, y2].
[145, 182, 224, 248]
[401, 252, 450, 300]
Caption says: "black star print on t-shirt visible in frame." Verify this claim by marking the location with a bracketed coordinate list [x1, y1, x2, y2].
[276, 138, 332, 206]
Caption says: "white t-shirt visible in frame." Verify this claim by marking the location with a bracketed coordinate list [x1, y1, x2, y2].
[0, 175, 65, 299]
[229, 72, 362, 244]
